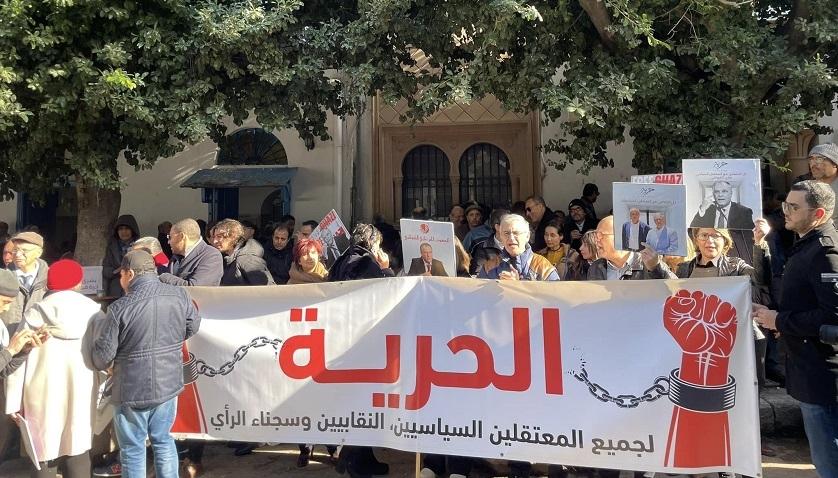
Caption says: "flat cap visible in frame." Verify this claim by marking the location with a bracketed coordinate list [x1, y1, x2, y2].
[11, 231, 43, 248]
[810, 143, 838, 166]
[120, 249, 156, 273]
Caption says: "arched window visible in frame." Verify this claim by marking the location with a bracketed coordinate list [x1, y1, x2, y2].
[217, 128, 287, 165]
[401, 145, 452, 219]
[459, 143, 511, 207]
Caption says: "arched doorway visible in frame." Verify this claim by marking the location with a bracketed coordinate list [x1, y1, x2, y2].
[182, 128, 296, 232]
[401, 145, 453, 219]
[458, 143, 512, 208]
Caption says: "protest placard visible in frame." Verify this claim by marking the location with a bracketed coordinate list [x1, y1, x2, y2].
[309, 209, 351, 268]
[399, 219, 456, 277]
[612, 183, 688, 256]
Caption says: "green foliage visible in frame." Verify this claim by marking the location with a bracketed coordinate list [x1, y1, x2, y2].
[0, 0, 836, 203]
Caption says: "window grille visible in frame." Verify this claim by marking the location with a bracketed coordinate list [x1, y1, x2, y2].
[459, 143, 511, 208]
[401, 145, 452, 219]
[217, 128, 287, 165]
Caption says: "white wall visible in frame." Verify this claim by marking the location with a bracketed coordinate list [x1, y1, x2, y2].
[819, 98, 838, 144]
[540, 119, 637, 219]
[118, 114, 341, 235]
[0, 198, 17, 231]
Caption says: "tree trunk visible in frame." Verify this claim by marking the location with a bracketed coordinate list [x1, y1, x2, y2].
[74, 179, 121, 266]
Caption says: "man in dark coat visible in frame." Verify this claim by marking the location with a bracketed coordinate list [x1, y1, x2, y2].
[563, 199, 599, 252]
[160, 218, 223, 287]
[620, 208, 651, 252]
[754, 181, 838, 478]
[691, 180, 755, 229]
[525, 195, 557, 251]
[407, 243, 448, 276]
[264, 224, 294, 284]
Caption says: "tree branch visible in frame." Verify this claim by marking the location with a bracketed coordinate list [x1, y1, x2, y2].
[780, 0, 809, 50]
[579, 0, 616, 51]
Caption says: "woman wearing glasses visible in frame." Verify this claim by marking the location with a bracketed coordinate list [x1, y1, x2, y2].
[676, 222, 770, 282]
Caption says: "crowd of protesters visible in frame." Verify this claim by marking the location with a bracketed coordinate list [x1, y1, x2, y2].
[0, 144, 838, 478]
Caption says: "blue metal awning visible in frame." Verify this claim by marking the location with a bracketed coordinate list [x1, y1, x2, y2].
[180, 167, 298, 188]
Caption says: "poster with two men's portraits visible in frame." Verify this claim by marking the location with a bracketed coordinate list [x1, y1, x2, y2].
[618, 158, 762, 257]
[613, 183, 689, 257]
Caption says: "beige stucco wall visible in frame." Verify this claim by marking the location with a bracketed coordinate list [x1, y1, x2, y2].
[0, 197, 17, 231]
[0, 113, 346, 237]
[540, 119, 637, 219]
[116, 113, 344, 236]
[819, 101, 838, 144]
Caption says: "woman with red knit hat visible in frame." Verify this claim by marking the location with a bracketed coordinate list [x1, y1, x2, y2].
[5, 259, 105, 478]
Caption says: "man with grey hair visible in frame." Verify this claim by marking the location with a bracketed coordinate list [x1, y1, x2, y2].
[93, 250, 200, 478]
[589, 216, 676, 281]
[807, 143, 838, 223]
[644, 213, 679, 254]
[160, 218, 223, 287]
[479, 214, 558, 281]
[132, 236, 169, 274]
[691, 180, 755, 229]
[620, 208, 650, 252]
[754, 180, 838, 477]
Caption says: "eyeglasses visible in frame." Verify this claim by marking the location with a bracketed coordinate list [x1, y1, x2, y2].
[12, 247, 38, 257]
[502, 231, 528, 238]
[808, 155, 831, 165]
[569, 206, 584, 213]
[696, 232, 725, 241]
[781, 201, 814, 214]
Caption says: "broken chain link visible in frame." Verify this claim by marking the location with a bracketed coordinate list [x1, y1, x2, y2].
[572, 367, 670, 408]
[192, 336, 283, 377]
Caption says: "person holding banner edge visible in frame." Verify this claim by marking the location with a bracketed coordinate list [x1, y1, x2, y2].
[753, 180, 838, 478]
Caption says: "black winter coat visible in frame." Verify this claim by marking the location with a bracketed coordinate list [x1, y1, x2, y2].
[220, 239, 274, 286]
[264, 240, 294, 285]
[328, 245, 394, 281]
[776, 222, 838, 405]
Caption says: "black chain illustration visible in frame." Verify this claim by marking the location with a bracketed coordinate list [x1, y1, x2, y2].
[572, 366, 670, 408]
[189, 336, 283, 378]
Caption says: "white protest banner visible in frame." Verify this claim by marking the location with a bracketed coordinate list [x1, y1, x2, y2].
[613, 183, 688, 256]
[80, 266, 103, 296]
[682, 159, 762, 230]
[630, 174, 683, 185]
[399, 219, 456, 277]
[173, 277, 760, 476]
[309, 209, 350, 269]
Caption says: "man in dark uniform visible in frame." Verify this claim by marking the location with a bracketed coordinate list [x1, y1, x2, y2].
[754, 180, 838, 478]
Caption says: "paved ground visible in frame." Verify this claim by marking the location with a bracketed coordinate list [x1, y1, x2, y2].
[0, 386, 817, 478]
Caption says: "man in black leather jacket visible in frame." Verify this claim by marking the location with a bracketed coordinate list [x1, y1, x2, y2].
[754, 180, 838, 478]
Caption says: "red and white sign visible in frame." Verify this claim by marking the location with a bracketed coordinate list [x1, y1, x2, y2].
[174, 277, 760, 476]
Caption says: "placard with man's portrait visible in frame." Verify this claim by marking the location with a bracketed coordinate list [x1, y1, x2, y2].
[682, 159, 762, 231]
[612, 182, 688, 257]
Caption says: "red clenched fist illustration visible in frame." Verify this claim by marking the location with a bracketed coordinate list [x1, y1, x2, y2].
[663, 289, 737, 468]
[664, 289, 737, 363]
